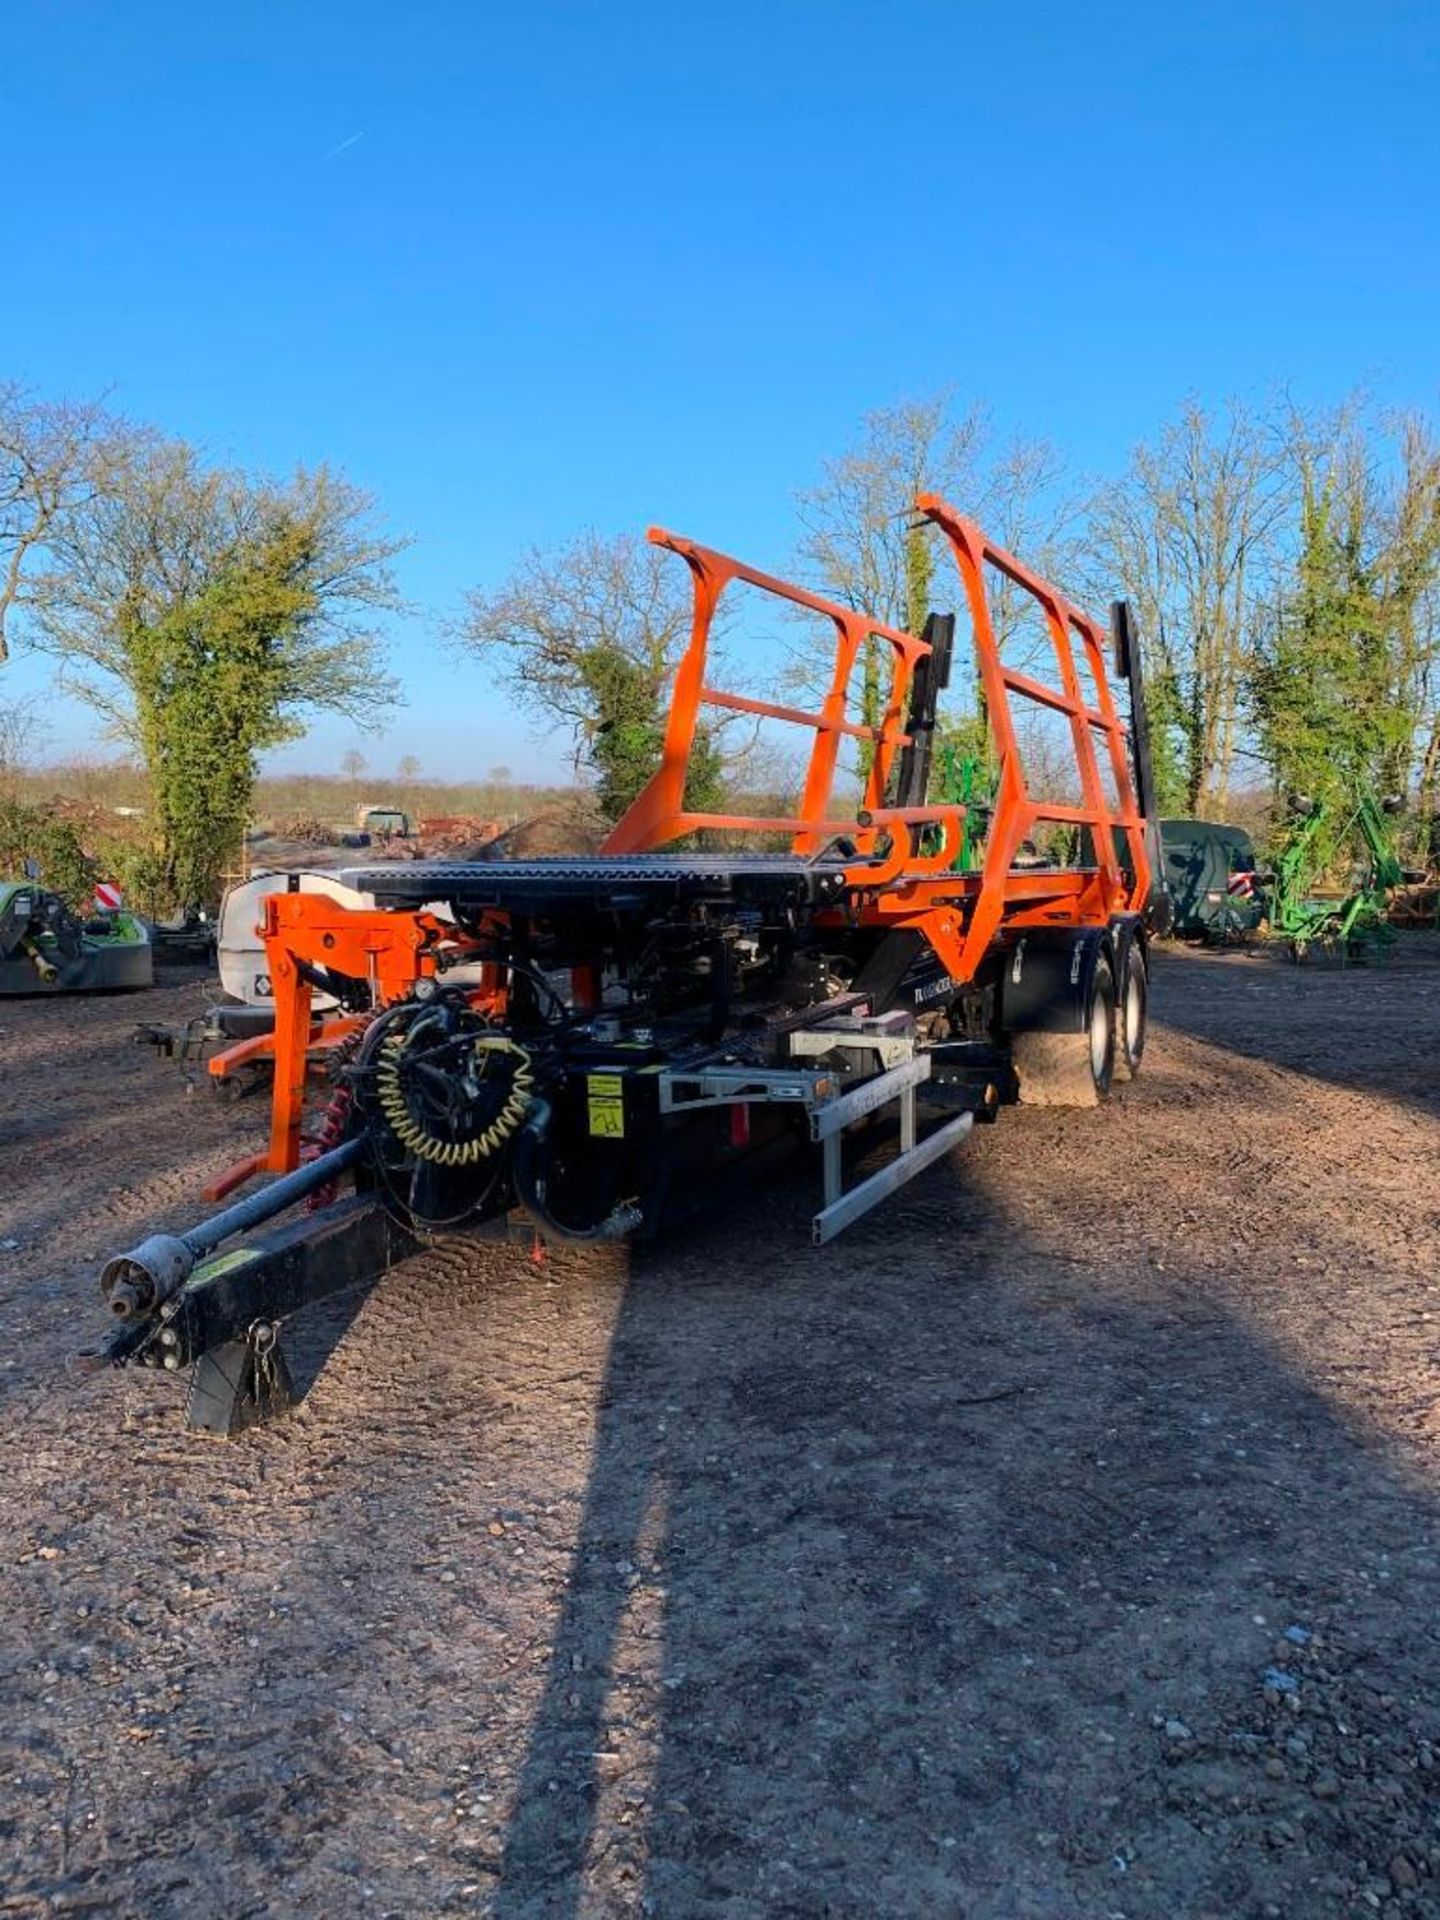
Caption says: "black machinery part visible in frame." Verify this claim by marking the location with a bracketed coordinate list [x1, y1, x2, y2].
[1110, 598, 1174, 938]
[337, 853, 862, 916]
[999, 925, 1115, 1038]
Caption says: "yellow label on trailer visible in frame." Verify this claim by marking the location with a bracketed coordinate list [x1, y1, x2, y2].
[587, 1073, 626, 1138]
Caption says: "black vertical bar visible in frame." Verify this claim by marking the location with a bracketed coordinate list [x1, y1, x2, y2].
[1112, 599, 1173, 931]
[893, 612, 955, 808]
[1111, 600, 1156, 822]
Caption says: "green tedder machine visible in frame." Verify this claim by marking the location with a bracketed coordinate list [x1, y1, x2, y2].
[1265, 790, 1421, 963]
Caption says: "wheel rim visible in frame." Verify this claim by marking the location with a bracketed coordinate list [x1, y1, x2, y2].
[1125, 972, 1143, 1059]
[1090, 991, 1111, 1081]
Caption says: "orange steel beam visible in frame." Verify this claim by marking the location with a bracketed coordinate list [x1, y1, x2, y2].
[206, 1012, 366, 1084]
[700, 685, 909, 746]
[257, 894, 468, 1175]
[202, 1152, 272, 1205]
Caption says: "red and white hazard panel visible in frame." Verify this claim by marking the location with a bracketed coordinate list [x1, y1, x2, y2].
[94, 882, 125, 913]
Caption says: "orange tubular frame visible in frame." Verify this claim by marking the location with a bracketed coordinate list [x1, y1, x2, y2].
[918, 494, 1150, 976]
[603, 530, 931, 858]
[603, 498, 1150, 987]
[249, 895, 504, 1177]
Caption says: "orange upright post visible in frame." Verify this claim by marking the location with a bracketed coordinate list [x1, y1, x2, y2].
[251, 895, 466, 1177]
[266, 944, 315, 1175]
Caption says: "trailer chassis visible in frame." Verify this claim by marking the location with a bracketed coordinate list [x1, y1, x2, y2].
[90, 494, 1162, 1432]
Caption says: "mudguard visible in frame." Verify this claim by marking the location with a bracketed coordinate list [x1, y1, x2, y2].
[1108, 913, 1148, 986]
[999, 926, 1113, 1037]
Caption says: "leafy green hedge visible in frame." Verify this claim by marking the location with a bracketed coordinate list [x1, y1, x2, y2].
[0, 797, 98, 908]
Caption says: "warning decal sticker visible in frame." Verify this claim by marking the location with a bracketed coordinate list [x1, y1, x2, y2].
[587, 1073, 626, 1138]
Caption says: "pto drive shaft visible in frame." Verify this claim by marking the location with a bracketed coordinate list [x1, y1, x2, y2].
[98, 1137, 366, 1321]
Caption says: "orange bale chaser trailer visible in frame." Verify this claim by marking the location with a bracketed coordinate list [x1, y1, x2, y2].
[94, 498, 1168, 1432]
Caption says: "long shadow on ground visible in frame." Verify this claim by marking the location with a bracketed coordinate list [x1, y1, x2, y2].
[5, 968, 1439, 1919]
[481, 1159, 1440, 1920]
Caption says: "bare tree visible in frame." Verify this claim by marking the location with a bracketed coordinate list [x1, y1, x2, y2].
[1082, 398, 1294, 815]
[461, 532, 691, 744]
[1375, 415, 1440, 804]
[341, 748, 368, 784]
[0, 384, 115, 663]
[0, 694, 44, 783]
[797, 396, 1071, 626]
[974, 433, 1076, 667]
[792, 395, 1072, 767]
[795, 396, 988, 632]
[458, 530, 729, 821]
[396, 752, 422, 782]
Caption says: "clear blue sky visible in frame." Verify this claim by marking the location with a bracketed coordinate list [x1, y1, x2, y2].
[4, 0, 1437, 780]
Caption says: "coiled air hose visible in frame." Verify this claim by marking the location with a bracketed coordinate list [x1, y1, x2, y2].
[375, 1029, 534, 1167]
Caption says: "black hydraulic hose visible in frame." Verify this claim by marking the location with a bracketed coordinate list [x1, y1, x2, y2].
[501, 957, 573, 1026]
[352, 993, 435, 1071]
[511, 1099, 642, 1244]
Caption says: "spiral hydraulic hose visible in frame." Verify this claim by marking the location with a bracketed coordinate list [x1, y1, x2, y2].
[375, 1029, 534, 1167]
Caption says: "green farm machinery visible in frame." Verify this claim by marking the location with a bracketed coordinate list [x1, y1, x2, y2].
[1265, 789, 1420, 963]
[1158, 818, 1264, 943]
[930, 743, 988, 870]
[0, 879, 153, 993]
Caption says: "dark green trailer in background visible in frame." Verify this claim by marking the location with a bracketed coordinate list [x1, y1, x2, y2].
[1158, 819, 1263, 939]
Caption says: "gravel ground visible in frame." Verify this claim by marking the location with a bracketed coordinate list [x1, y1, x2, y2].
[1, 940, 1438, 1920]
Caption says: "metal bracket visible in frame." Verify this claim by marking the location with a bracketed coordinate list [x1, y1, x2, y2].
[786, 1010, 917, 1074]
[187, 1320, 295, 1436]
[657, 1063, 835, 1115]
[809, 1053, 932, 1140]
[807, 1055, 973, 1243]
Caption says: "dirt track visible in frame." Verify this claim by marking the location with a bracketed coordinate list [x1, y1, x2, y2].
[2, 942, 1439, 1919]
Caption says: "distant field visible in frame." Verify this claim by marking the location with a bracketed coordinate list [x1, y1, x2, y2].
[11, 760, 578, 830]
